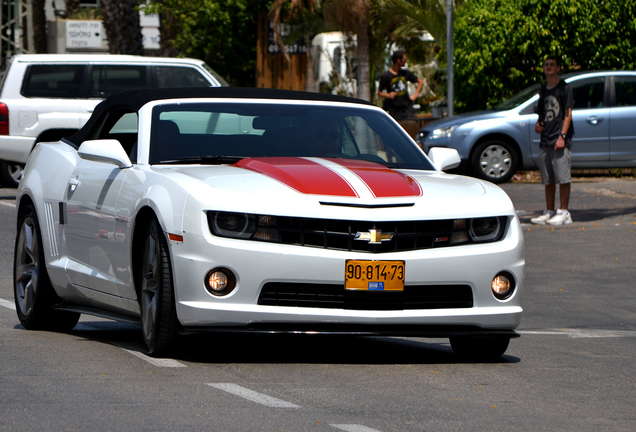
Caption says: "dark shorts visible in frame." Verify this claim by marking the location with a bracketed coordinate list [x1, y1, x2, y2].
[538, 146, 572, 185]
[387, 107, 415, 121]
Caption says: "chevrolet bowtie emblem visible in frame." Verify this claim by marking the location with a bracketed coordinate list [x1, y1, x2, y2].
[354, 229, 394, 244]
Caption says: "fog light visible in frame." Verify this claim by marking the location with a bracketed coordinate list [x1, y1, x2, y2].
[205, 268, 236, 296]
[491, 273, 514, 300]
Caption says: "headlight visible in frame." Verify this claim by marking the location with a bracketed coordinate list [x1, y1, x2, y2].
[208, 211, 280, 242]
[429, 125, 457, 140]
[469, 217, 504, 242]
[447, 217, 506, 246]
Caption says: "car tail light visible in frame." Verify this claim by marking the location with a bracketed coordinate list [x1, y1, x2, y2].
[0, 103, 8, 135]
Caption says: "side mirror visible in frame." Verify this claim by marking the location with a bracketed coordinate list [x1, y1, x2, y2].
[428, 147, 461, 171]
[78, 139, 132, 169]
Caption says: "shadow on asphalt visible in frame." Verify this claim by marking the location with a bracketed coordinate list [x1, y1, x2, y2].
[13, 321, 520, 365]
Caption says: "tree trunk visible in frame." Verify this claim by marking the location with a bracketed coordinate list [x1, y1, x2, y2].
[32, 0, 47, 53]
[101, 0, 144, 55]
[159, 11, 180, 57]
[355, 22, 371, 101]
[304, 34, 316, 92]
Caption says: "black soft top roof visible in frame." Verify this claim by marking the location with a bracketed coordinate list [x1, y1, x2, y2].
[67, 87, 373, 146]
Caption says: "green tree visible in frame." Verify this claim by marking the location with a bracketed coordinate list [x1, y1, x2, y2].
[151, 0, 273, 87]
[453, 0, 636, 112]
[377, 0, 448, 44]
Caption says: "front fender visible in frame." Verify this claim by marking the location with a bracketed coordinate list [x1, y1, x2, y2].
[450, 116, 535, 165]
[17, 141, 80, 229]
[123, 167, 189, 241]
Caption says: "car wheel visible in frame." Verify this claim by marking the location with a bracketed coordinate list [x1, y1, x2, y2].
[14, 204, 80, 330]
[0, 160, 24, 188]
[139, 218, 178, 356]
[471, 141, 518, 184]
[449, 336, 510, 360]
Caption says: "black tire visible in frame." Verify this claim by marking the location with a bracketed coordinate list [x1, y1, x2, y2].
[0, 160, 24, 188]
[14, 204, 80, 331]
[449, 336, 510, 360]
[138, 218, 178, 356]
[470, 140, 518, 184]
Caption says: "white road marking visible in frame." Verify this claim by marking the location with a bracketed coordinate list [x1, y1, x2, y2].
[122, 349, 187, 367]
[330, 425, 384, 432]
[519, 329, 636, 338]
[0, 297, 16, 310]
[0, 200, 16, 207]
[206, 383, 301, 408]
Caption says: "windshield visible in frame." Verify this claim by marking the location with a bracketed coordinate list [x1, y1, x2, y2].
[150, 102, 434, 170]
[494, 83, 541, 110]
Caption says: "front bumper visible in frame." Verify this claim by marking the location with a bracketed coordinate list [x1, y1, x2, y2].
[170, 213, 525, 335]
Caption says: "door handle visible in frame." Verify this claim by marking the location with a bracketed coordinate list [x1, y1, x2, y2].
[586, 116, 604, 125]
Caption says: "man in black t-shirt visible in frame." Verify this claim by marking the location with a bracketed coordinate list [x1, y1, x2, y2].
[377, 50, 424, 121]
[530, 55, 574, 225]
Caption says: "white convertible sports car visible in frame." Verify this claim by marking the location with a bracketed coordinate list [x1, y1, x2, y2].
[14, 88, 524, 358]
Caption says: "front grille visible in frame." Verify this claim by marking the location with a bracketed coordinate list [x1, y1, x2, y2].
[258, 283, 474, 311]
[276, 217, 458, 253]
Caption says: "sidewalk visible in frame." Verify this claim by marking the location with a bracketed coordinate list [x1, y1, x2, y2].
[499, 175, 636, 224]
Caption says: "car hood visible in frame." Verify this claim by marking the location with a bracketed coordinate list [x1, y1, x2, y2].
[160, 157, 514, 219]
[423, 110, 505, 131]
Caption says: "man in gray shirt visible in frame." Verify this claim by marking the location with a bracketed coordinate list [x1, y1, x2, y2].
[531, 55, 574, 225]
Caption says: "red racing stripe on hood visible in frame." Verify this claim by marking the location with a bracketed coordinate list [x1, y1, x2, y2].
[330, 159, 422, 197]
[235, 157, 358, 197]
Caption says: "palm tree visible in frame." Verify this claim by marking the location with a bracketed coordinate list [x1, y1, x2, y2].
[269, 0, 323, 92]
[101, 0, 144, 55]
[270, 0, 376, 101]
[377, 0, 448, 44]
[323, 0, 372, 101]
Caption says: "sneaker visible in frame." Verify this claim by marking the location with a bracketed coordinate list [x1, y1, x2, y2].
[547, 209, 572, 225]
[531, 210, 556, 225]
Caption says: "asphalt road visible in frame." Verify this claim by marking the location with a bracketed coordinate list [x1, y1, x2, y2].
[1, 178, 635, 431]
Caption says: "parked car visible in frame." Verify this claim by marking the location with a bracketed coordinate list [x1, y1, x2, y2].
[14, 87, 524, 358]
[416, 71, 636, 183]
[0, 54, 227, 187]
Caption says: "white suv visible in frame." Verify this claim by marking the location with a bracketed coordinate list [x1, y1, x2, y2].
[0, 54, 227, 187]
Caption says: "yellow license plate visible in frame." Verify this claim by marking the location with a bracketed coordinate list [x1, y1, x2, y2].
[345, 260, 405, 291]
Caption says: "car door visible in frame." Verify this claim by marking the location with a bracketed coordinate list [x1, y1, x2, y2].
[609, 75, 636, 161]
[569, 76, 610, 162]
[64, 113, 138, 300]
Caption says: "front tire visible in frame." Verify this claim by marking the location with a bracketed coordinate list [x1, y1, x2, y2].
[449, 336, 510, 360]
[139, 218, 178, 356]
[14, 204, 80, 330]
[471, 140, 518, 183]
